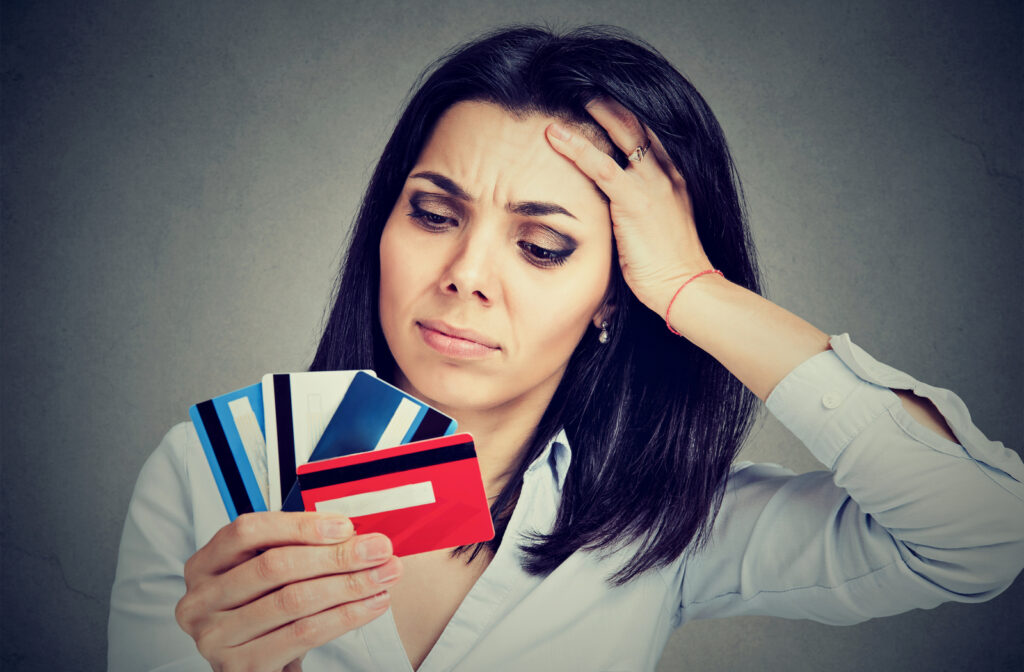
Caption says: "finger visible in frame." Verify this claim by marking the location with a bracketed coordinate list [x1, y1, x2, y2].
[231, 591, 392, 671]
[194, 533, 395, 615]
[283, 660, 304, 672]
[586, 97, 685, 185]
[584, 97, 648, 155]
[639, 124, 688, 188]
[546, 123, 632, 203]
[218, 555, 403, 646]
[186, 512, 356, 581]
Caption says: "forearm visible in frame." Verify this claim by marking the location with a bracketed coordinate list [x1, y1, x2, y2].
[663, 273, 956, 442]
[662, 273, 829, 401]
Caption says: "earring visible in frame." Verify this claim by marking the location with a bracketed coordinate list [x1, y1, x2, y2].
[598, 321, 610, 344]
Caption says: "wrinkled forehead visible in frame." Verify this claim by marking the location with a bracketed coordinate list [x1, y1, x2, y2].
[412, 100, 615, 208]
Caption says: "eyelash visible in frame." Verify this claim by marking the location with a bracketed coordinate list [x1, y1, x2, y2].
[407, 206, 573, 268]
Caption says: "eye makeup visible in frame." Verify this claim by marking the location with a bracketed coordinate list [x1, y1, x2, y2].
[403, 190, 579, 268]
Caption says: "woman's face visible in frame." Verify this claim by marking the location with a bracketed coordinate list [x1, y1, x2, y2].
[379, 101, 613, 415]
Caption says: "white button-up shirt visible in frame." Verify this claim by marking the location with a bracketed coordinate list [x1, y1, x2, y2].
[108, 334, 1024, 671]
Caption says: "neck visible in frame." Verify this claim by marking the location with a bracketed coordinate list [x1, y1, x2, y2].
[445, 399, 548, 498]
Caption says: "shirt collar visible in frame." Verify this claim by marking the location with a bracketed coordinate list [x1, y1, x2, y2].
[524, 428, 572, 492]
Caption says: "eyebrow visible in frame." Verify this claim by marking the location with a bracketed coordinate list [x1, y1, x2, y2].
[409, 170, 578, 220]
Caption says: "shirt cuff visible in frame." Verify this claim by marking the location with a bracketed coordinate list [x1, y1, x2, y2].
[765, 334, 903, 470]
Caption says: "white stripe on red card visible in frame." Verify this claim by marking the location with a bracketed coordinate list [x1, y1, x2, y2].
[314, 481, 436, 518]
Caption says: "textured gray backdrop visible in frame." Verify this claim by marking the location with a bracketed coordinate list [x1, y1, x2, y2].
[2, 1, 1021, 670]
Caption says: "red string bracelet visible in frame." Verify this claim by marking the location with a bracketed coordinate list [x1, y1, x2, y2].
[665, 268, 724, 336]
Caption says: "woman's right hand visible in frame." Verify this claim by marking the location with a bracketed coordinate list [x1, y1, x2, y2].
[175, 512, 402, 671]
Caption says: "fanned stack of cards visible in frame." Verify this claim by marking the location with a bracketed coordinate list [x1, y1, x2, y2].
[188, 370, 495, 556]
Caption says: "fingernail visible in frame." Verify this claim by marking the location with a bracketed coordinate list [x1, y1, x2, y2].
[362, 591, 390, 612]
[357, 535, 392, 561]
[317, 518, 353, 541]
[549, 122, 571, 141]
[372, 559, 401, 584]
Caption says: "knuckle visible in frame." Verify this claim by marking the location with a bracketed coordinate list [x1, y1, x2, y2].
[290, 614, 324, 647]
[275, 582, 312, 617]
[333, 541, 354, 569]
[254, 548, 292, 582]
[299, 515, 321, 541]
[334, 602, 363, 631]
[342, 570, 366, 596]
[174, 595, 193, 630]
[177, 583, 218, 634]
[231, 513, 261, 544]
[596, 157, 620, 184]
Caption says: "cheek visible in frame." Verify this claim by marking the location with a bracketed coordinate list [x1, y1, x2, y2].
[380, 221, 432, 315]
[511, 256, 610, 357]
[379, 222, 417, 332]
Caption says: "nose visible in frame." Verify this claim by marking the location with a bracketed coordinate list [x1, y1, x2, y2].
[439, 226, 501, 305]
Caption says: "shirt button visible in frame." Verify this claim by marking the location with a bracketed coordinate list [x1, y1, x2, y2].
[822, 392, 842, 409]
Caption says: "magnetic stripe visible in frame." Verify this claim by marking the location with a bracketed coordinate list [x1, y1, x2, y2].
[273, 374, 296, 504]
[297, 441, 475, 491]
[410, 407, 453, 442]
[197, 400, 253, 515]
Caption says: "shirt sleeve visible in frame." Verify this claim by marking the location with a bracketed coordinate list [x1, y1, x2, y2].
[676, 333, 1024, 625]
[107, 422, 213, 671]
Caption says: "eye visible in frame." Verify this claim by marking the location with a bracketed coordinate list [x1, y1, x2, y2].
[408, 206, 456, 231]
[518, 241, 572, 268]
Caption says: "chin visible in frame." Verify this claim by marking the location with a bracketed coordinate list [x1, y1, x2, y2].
[395, 359, 503, 414]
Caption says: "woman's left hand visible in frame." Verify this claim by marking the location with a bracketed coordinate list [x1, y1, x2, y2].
[545, 98, 714, 318]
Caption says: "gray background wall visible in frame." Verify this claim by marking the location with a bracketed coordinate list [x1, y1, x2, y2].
[2, 1, 1021, 670]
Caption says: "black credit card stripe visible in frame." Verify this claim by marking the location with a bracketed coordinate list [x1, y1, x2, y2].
[297, 441, 475, 491]
[410, 407, 452, 442]
[274, 374, 296, 503]
[197, 400, 254, 515]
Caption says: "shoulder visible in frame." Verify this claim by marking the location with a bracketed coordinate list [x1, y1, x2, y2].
[135, 422, 196, 487]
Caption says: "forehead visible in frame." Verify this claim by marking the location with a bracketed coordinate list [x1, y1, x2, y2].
[411, 101, 610, 218]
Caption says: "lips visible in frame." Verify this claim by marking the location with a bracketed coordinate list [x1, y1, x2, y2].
[417, 320, 500, 358]
[418, 320, 499, 348]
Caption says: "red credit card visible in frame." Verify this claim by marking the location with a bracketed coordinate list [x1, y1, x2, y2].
[295, 433, 494, 557]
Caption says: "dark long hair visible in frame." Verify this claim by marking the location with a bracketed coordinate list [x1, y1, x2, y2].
[310, 25, 762, 584]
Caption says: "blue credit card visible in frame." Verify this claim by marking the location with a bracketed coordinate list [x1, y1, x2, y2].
[188, 383, 269, 520]
[280, 371, 457, 511]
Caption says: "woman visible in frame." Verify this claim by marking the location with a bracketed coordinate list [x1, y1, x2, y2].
[108, 25, 1024, 671]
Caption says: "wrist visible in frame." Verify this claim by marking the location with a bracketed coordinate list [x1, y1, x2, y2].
[661, 269, 731, 337]
[643, 264, 716, 317]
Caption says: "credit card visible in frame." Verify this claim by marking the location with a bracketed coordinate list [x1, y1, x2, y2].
[189, 383, 268, 520]
[296, 433, 493, 556]
[280, 371, 457, 511]
[262, 370, 370, 511]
